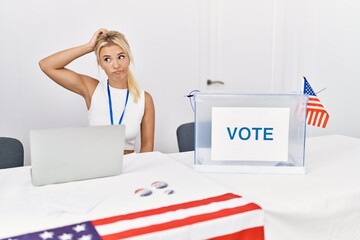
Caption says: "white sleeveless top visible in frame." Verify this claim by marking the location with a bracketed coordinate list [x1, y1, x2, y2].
[88, 81, 145, 151]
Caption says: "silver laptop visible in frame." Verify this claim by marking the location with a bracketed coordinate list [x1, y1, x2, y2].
[30, 125, 125, 186]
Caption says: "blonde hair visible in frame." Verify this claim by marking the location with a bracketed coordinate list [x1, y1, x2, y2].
[95, 31, 141, 102]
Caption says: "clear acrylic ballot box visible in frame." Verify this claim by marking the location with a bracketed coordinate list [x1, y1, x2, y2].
[194, 92, 308, 174]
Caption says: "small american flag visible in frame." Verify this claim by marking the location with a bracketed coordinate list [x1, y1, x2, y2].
[3, 193, 264, 240]
[303, 77, 329, 128]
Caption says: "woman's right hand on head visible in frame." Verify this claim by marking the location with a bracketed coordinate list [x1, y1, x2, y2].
[88, 28, 109, 50]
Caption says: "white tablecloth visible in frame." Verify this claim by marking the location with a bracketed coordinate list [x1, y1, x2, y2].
[0, 152, 264, 239]
[169, 135, 360, 240]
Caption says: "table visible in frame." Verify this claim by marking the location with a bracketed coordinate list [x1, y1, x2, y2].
[169, 135, 360, 240]
[0, 152, 264, 240]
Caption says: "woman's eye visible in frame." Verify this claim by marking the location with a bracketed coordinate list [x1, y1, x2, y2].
[119, 55, 125, 60]
[103, 57, 111, 62]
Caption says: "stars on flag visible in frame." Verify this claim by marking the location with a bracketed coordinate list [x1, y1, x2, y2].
[5, 222, 101, 240]
[39, 231, 54, 239]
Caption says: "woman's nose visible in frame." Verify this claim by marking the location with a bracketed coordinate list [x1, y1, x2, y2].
[113, 60, 121, 69]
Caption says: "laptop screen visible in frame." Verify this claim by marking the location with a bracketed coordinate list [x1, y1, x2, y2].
[30, 125, 125, 186]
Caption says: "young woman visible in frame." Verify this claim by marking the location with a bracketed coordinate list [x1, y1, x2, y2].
[39, 28, 155, 154]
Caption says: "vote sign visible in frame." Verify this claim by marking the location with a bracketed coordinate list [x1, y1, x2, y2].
[211, 107, 290, 162]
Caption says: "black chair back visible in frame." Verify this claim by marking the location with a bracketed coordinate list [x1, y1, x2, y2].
[176, 122, 195, 152]
[0, 137, 24, 169]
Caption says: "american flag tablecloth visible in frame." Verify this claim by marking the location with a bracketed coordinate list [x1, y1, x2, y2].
[3, 193, 264, 240]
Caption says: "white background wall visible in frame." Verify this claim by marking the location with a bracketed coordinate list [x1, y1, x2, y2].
[1, 0, 360, 165]
[281, 0, 360, 138]
[0, 0, 200, 165]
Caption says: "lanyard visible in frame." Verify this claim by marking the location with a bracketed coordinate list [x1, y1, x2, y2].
[107, 80, 129, 125]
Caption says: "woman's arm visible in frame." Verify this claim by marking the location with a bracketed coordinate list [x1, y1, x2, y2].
[38, 28, 107, 108]
[140, 91, 155, 152]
